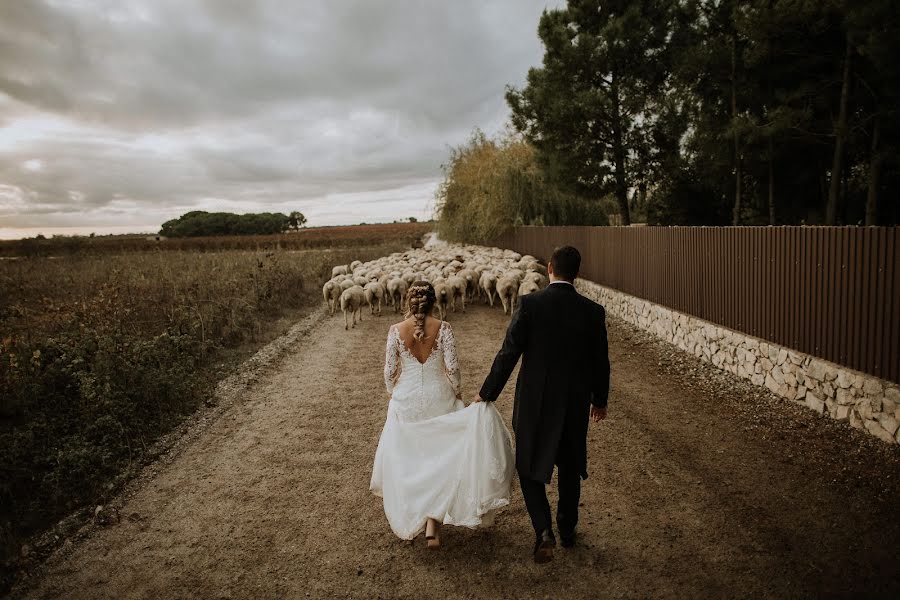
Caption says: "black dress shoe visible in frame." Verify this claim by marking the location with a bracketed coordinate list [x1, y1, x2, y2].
[560, 530, 576, 548]
[533, 529, 556, 564]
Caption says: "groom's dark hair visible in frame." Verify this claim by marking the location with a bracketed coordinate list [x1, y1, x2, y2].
[550, 246, 581, 281]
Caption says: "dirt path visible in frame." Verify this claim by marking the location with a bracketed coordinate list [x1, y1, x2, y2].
[13, 304, 900, 599]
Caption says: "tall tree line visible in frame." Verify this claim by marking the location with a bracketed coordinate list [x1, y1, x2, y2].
[506, 0, 900, 226]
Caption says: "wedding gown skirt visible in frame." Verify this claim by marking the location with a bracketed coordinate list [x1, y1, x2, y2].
[371, 322, 514, 540]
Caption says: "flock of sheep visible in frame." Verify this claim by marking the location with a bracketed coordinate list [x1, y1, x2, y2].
[322, 245, 549, 329]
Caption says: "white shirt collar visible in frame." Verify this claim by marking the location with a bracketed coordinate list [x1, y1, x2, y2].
[548, 279, 574, 286]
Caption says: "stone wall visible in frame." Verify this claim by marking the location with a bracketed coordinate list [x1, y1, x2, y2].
[575, 278, 900, 445]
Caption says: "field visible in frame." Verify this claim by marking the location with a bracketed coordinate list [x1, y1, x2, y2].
[0, 223, 429, 589]
[0, 222, 433, 257]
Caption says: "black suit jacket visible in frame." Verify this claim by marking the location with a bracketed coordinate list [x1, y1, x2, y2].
[479, 281, 610, 483]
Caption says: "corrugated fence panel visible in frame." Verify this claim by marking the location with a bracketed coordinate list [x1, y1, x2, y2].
[492, 226, 900, 384]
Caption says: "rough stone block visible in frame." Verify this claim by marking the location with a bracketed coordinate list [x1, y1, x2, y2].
[795, 385, 807, 400]
[784, 372, 797, 388]
[869, 396, 883, 413]
[765, 374, 781, 394]
[864, 419, 896, 443]
[883, 397, 898, 415]
[863, 379, 884, 396]
[807, 360, 826, 382]
[857, 399, 873, 420]
[760, 358, 774, 371]
[886, 387, 900, 404]
[835, 405, 850, 421]
[836, 388, 854, 406]
[805, 392, 825, 414]
[875, 413, 900, 436]
[836, 370, 854, 389]
[771, 366, 785, 385]
[776, 349, 788, 365]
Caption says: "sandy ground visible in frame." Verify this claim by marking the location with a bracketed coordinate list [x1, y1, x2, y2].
[10, 303, 900, 599]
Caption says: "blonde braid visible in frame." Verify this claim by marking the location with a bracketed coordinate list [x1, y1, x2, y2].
[405, 281, 436, 342]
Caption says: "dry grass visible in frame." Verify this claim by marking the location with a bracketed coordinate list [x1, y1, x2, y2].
[0, 229, 426, 586]
[0, 222, 433, 257]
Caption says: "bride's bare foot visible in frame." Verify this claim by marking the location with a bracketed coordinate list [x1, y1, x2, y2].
[425, 518, 441, 550]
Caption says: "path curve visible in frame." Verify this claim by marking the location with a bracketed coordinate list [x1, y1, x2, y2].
[14, 305, 900, 599]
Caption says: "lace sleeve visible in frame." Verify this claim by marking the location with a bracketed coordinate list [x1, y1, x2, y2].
[440, 322, 461, 399]
[384, 325, 401, 395]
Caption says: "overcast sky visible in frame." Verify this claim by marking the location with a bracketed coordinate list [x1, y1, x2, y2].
[0, 1, 558, 238]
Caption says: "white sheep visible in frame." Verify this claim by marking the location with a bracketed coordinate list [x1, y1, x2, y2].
[457, 268, 478, 302]
[523, 271, 548, 289]
[332, 264, 349, 277]
[496, 276, 519, 315]
[386, 277, 409, 313]
[322, 280, 342, 316]
[434, 282, 450, 320]
[518, 279, 540, 298]
[446, 275, 466, 313]
[479, 271, 498, 306]
[364, 281, 386, 315]
[340, 285, 365, 330]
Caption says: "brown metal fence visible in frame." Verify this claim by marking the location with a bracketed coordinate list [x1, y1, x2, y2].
[493, 226, 900, 384]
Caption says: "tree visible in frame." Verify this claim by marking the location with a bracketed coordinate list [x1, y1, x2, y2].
[159, 211, 294, 237]
[287, 211, 307, 230]
[498, 0, 899, 226]
[435, 129, 607, 243]
[507, 1, 676, 226]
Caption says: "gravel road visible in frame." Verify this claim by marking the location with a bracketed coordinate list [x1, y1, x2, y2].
[12, 303, 900, 599]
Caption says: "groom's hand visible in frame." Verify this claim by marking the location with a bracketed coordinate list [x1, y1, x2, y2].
[472, 395, 483, 403]
[590, 405, 607, 423]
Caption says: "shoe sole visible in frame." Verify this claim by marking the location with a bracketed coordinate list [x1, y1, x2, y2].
[534, 539, 555, 564]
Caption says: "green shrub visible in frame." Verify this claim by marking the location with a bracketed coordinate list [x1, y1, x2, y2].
[0, 327, 207, 556]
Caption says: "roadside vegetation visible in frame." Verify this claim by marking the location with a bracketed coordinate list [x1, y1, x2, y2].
[0, 223, 428, 587]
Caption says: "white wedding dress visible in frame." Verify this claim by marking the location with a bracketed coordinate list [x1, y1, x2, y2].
[370, 321, 514, 540]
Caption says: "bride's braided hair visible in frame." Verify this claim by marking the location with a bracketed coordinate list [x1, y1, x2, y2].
[405, 280, 437, 342]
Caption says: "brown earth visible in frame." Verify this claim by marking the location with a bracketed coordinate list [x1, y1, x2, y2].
[11, 303, 900, 599]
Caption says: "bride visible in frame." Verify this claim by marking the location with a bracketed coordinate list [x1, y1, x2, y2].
[370, 281, 514, 549]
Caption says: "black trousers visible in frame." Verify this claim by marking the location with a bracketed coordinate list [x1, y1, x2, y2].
[518, 443, 581, 538]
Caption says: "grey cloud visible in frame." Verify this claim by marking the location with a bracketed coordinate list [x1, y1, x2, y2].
[0, 0, 559, 235]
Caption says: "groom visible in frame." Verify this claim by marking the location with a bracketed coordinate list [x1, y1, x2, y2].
[474, 245, 610, 563]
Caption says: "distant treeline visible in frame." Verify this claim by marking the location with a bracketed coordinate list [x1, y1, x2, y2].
[159, 210, 307, 237]
[0, 223, 432, 257]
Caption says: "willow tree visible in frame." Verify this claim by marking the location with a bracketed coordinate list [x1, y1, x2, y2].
[434, 129, 607, 244]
